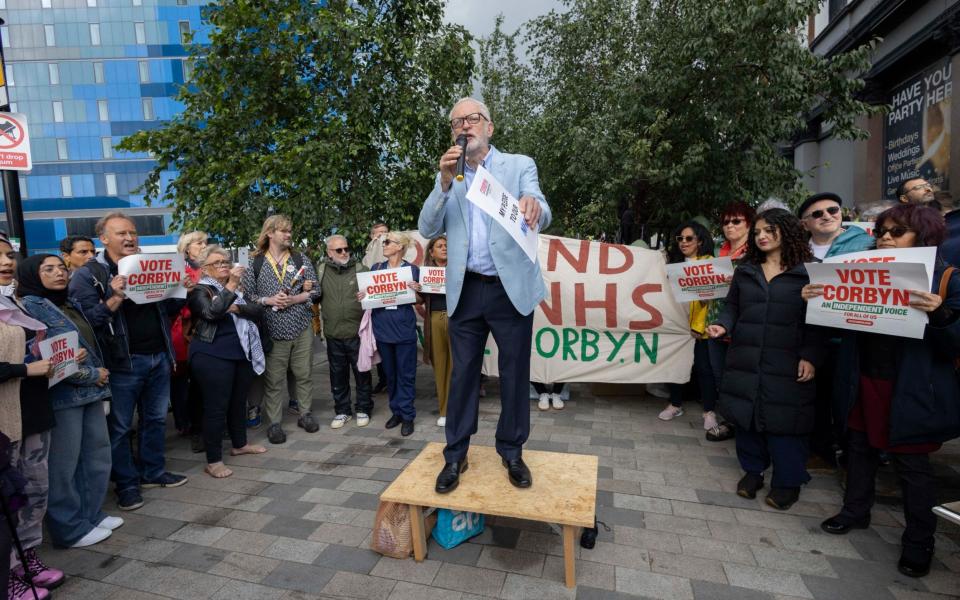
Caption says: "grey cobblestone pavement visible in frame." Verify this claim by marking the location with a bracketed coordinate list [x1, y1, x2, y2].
[43, 345, 960, 599]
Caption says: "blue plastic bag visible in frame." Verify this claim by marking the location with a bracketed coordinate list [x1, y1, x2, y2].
[431, 509, 484, 549]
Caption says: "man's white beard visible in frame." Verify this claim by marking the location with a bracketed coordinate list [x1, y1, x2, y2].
[332, 256, 349, 266]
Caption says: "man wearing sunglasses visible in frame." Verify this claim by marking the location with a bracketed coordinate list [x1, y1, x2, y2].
[897, 178, 936, 205]
[317, 235, 373, 430]
[420, 97, 551, 494]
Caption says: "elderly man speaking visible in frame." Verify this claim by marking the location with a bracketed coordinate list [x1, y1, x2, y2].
[419, 97, 551, 494]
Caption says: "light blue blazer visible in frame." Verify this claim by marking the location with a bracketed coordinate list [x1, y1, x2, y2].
[419, 149, 551, 317]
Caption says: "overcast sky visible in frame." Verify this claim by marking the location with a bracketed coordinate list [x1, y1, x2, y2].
[443, 0, 566, 40]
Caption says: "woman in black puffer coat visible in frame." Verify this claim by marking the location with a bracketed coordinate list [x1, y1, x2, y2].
[707, 209, 823, 511]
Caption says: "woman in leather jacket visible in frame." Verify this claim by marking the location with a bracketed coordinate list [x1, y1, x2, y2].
[188, 245, 267, 478]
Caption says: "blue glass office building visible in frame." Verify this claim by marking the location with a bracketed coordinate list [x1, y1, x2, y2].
[0, 0, 209, 254]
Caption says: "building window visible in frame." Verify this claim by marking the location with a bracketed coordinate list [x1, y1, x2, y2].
[138, 60, 149, 83]
[133, 0, 141, 5]
[177, 0, 187, 5]
[89, 23, 101, 46]
[9, 103, 17, 113]
[135, 22, 146, 45]
[0, 1, 6, 10]
[105, 173, 118, 196]
[4, 66, 13, 87]
[178, 21, 191, 44]
[182, 59, 194, 81]
[56, 139, 68, 160]
[48, 63, 59, 85]
[101, 137, 113, 158]
[18, 178, 26, 198]
[829, 0, 847, 20]
[97, 99, 109, 121]
[53, 101, 64, 123]
[142, 97, 155, 121]
[41, 0, 52, 7]
[87, 0, 97, 6]
[61, 176, 73, 198]
[1, 26, 9, 48]
[44, 25, 56, 47]
[93, 62, 105, 84]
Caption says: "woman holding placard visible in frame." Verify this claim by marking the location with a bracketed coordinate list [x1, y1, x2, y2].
[660, 221, 719, 433]
[359, 232, 421, 436]
[420, 236, 453, 427]
[803, 204, 960, 578]
[706, 208, 822, 512]
[171, 231, 206, 451]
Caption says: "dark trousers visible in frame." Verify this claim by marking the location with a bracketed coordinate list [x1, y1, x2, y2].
[840, 429, 937, 554]
[736, 428, 811, 488]
[327, 336, 372, 416]
[171, 364, 203, 434]
[379, 341, 417, 422]
[811, 346, 841, 464]
[191, 353, 254, 464]
[707, 338, 728, 388]
[445, 274, 534, 463]
[669, 339, 717, 411]
[532, 382, 565, 395]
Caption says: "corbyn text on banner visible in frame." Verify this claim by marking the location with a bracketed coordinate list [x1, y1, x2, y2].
[39, 331, 79, 388]
[357, 267, 416, 309]
[419, 266, 446, 294]
[665, 257, 733, 302]
[118, 253, 187, 304]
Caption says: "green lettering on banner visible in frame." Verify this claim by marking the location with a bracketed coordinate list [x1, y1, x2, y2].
[535, 328, 560, 358]
[604, 331, 630, 362]
[635, 333, 658, 364]
[562, 328, 579, 361]
[581, 328, 600, 361]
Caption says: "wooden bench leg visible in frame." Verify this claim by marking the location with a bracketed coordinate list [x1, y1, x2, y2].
[409, 505, 427, 562]
[562, 525, 577, 588]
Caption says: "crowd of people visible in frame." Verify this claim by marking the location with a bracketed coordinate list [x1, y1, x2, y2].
[0, 94, 956, 599]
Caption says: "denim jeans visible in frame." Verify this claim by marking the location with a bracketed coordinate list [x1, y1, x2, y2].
[46, 402, 111, 546]
[107, 352, 171, 492]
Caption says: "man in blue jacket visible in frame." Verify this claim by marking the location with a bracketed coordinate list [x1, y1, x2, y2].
[69, 211, 192, 511]
[420, 97, 551, 493]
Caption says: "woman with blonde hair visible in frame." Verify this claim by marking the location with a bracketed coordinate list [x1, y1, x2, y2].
[172, 231, 206, 451]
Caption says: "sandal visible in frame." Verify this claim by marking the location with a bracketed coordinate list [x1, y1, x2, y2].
[204, 463, 233, 478]
[230, 445, 267, 456]
[706, 423, 734, 442]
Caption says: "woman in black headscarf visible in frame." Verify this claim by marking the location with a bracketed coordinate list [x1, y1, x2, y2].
[18, 254, 117, 554]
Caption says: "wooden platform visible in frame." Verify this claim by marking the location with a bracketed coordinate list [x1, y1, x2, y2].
[380, 442, 598, 588]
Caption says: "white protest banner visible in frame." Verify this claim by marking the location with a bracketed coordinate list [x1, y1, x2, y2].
[824, 246, 936, 288]
[419, 266, 446, 294]
[665, 257, 734, 302]
[357, 267, 416, 309]
[118, 253, 187, 304]
[805, 261, 929, 339]
[465, 165, 539, 263]
[39, 331, 79, 388]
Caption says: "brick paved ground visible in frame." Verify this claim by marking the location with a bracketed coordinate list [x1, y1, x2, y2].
[42, 345, 960, 599]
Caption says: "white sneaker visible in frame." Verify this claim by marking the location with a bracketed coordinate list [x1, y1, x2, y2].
[550, 393, 564, 410]
[538, 393, 551, 411]
[70, 526, 112, 548]
[703, 411, 719, 431]
[436, 416, 446, 427]
[658, 405, 684, 421]
[97, 516, 124, 530]
[356, 413, 370, 427]
[331, 414, 352, 429]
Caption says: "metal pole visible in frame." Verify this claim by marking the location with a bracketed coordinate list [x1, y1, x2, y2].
[0, 18, 26, 256]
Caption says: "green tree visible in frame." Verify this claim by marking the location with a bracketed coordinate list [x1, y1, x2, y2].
[479, 0, 882, 240]
[120, 0, 474, 252]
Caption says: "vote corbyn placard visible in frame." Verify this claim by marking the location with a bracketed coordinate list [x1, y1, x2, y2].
[357, 267, 416, 309]
[39, 331, 79, 388]
[118, 253, 187, 304]
[418, 266, 446, 294]
[664, 257, 734, 302]
[805, 261, 930, 339]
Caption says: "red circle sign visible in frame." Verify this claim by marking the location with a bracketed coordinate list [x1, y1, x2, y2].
[0, 115, 26, 150]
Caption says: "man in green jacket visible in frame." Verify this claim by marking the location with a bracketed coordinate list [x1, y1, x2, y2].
[319, 235, 372, 429]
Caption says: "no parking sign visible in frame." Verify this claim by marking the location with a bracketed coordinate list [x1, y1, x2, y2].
[0, 113, 32, 171]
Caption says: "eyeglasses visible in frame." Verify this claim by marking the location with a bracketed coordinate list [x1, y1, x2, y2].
[204, 260, 231, 268]
[40, 265, 69, 274]
[450, 112, 488, 130]
[873, 225, 913, 239]
[803, 205, 841, 220]
[722, 218, 745, 226]
[675, 235, 697, 243]
[331, 248, 350, 254]
[382, 239, 395, 246]
[906, 182, 932, 194]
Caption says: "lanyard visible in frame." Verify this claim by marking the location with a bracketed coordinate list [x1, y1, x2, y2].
[267, 252, 289, 285]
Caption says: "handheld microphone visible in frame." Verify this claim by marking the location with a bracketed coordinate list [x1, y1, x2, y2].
[455, 134, 468, 182]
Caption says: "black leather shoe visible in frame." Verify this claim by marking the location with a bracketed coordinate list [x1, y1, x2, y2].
[385, 414, 402, 429]
[435, 459, 469, 494]
[820, 515, 870, 535]
[501, 457, 533, 488]
[580, 518, 598, 549]
[898, 549, 933, 578]
[401, 421, 414, 437]
[736, 473, 764, 499]
[765, 487, 800, 511]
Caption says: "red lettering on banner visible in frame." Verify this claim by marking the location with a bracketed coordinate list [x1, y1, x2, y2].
[629, 284, 664, 330]
[539, 282, 563, 325]
[547, 239, 589, 273]
[682, 263, 715, 276]
[599, 244, 633, 275]
[574, 283, 618, 328]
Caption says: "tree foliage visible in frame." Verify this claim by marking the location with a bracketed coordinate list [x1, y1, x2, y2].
[478, 0, 882, 240]
[120, 0, 474, 251]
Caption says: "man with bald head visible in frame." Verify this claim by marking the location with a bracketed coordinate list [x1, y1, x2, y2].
[318, 234, 372, 429]
[420, 97, 551, 493]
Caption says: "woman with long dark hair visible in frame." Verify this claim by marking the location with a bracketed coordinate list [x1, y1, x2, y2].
[707, 208, 822, 511]
[421, 236, 453, 426]
[805, 204, 960, 578]
[660, 221, 718, 432]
